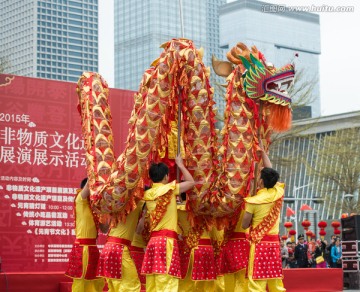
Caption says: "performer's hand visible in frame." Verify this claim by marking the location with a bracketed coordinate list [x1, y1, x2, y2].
[175, 153, 184, 167]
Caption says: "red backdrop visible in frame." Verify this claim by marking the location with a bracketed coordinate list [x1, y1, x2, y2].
[0, 74, 135, 272]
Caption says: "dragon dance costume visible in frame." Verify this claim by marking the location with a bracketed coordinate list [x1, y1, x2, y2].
[222, 210, 250, 292]
[141, 181, 181, 291]
[65, 190, 104, 292]
[97, 201, 144, 292]
[178, 204, 226, 292]
[244, 182, 286, 292]
[74, 38, 296, 292]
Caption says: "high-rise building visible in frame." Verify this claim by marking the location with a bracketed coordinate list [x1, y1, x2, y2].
[0, 0, 98, 82]
[219, 0, 321, 118]
[114, 0, 227, 117]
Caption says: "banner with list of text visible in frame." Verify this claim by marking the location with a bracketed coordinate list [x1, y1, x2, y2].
[0, 74, 134, 272]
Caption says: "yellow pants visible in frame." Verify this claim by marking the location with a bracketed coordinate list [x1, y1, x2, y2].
[72, 245, 105, 292]
[106, 248, 141, 292]
[72, 278, 105, 292]
[215, 275, 225, 292]
[248, 244, 286, 292]
[146, 274, 179, 292]
[224, 269, 248, 292]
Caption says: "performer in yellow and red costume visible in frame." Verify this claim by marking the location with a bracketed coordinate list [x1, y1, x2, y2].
[242, 143, 286, 292]
[65, 178, 107, 292]
[221, 210, 250, 291]
[141, 154, 195, 292]
[97, 200, 145, 292]
[130, 205, 147, 291]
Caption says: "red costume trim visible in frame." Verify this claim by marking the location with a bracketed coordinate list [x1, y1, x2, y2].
[130, 246, 146, 288]
[198, 238, 212, 245]
[221, 238, 249, 274]
[141, 230, 181, 277]
[251, 241, 283, 280]
[230, 232, 247, 240]
[97, 237, 131, 279]
[107, 236, 131, 247]
[130, 246, 145, 252]
[75, 238, 97, 245]
[192, 245, 216, 280]
[150, 229, 178, 239]
[178, 239, 191, 279]
[260, 234, 279, 242]
[65, 241, 100, 280]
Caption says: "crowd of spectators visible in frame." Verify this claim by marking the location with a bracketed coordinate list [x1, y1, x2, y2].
[281, 234, 342, 268]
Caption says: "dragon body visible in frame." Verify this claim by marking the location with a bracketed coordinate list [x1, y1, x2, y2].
[76, 38, 294, 230]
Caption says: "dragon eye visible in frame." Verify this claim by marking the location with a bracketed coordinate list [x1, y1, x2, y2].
[265, 62, 274, 69]
[242, 69, 247, 78]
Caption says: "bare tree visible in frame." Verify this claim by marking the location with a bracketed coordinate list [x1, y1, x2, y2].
[306, 128, 360, 214]
[0, 56, 10, 73]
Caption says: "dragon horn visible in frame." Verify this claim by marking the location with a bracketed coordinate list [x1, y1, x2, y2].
[212, 55, 233, 77]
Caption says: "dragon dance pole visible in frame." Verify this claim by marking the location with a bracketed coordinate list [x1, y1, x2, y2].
[252, 101, 263, 197]
[178, 0, 185, 38]
[176, 0, 184, 190]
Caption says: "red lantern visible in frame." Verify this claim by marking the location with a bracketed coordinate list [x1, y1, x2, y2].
[306, 230, 313, 241]
[318, 221, 327, 229]
[341, 213, 348, 219]
[289, 229, 296, 242]
[331, 221, 340, 228]
[281, 235, 288, 241]
[319, 229, 326, 240]
[284, 222, 293, 229]
[289, 229, 296, 236]
[301, 220, 311, 231]
[331, 220, 341, 236]
[334, 229, 341, 235]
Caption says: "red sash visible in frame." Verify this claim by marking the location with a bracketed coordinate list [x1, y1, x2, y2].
[150, 229, 178, 239]
[107, 236, 131, 247]
[75, 238, 97, 245]
[198, 238, 212, 245]
[230, 232, 247, 240]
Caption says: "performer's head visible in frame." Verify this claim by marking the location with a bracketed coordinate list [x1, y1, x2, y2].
[260, 167, 279, 188]
[149, 162, 169, 183]
[80, 177, 88, 189]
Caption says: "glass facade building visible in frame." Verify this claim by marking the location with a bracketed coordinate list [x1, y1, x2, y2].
[114, 0, 227, 117]
[219, 0, 321, 118]
[0, 0, 98, 82]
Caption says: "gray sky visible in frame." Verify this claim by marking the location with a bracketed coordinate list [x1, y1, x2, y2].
[99, 0, 360, 117]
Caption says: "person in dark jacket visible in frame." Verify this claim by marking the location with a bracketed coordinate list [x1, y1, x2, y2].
[325, 235, 336, 267]
[294, 234, 309, 268]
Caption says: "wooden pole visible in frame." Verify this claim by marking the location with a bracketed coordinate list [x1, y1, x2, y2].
[252, 101, 263, 196]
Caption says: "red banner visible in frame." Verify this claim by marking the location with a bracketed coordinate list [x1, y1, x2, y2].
[0, 74, 134, 272]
